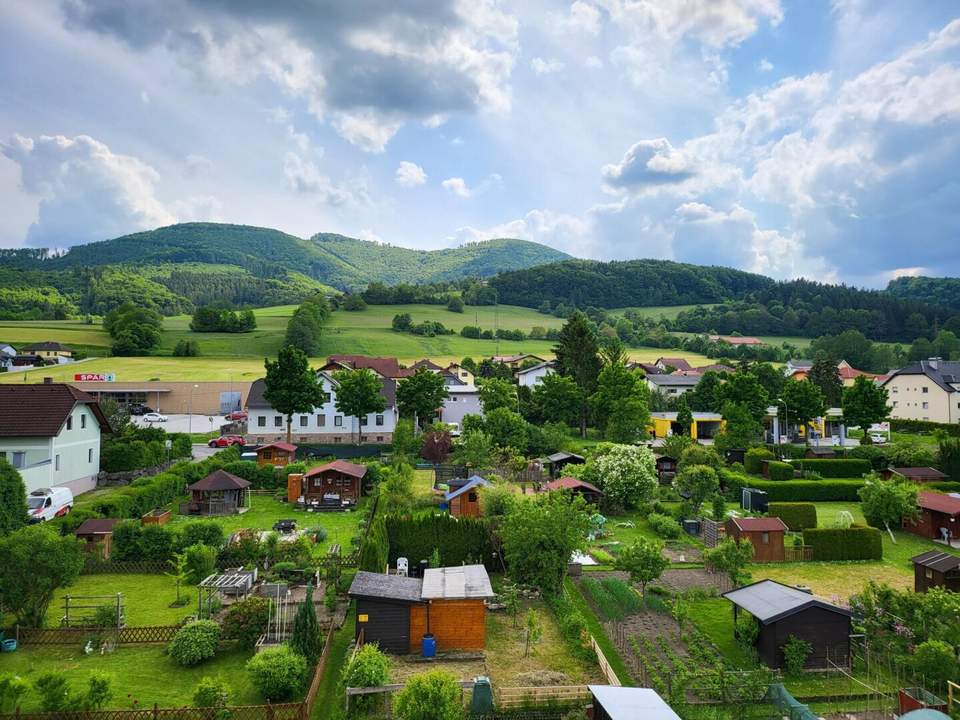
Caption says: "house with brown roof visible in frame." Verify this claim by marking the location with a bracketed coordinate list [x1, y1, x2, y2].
[298, 460, 369, 509]
[21, 341, 74, 360]
[905, 491, 960, 544]
[655, 357, 693, 372]
[725, 516, 788, 562]
[0, 381, 110, 495]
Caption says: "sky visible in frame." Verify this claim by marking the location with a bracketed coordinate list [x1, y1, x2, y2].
[1, 0, 959, 287]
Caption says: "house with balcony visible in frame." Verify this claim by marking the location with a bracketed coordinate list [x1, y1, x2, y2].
[0, 381, 110, 495]
[882, 358, 960, 424]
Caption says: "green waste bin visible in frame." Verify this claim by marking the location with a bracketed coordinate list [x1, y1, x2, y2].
[470, 676, 494, 716]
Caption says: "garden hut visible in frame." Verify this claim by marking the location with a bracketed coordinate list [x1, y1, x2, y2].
[722, 580, 852, 669]
[444, 475, 489, 517]
[589, 686, 681, 720]
[544, 476, 604, 506]
[536, 451, 585, 479]
[74, 518, 120, 560]
[905, 491, 960, 543]
[656, 455, 678, 485]
[349, 564, 495, 653]
[255, 442, 297, 468]
[183, 470, 251, 515]
[912, 550, 960, 593]
[882, 467, 948, 484]
[724, 516, 787, 563]
[301, 459, 367, 509]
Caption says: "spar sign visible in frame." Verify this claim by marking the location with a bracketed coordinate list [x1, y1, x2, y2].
[74, 373, 116, 382]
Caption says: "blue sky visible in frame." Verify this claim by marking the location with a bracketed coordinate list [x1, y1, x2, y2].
[1, 0, 959, 287]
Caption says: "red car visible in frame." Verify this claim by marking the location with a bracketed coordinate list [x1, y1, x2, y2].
[226, 410, 248, 421]
[208, 435, 246, 448]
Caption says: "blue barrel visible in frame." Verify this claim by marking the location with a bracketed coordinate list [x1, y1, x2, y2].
[421, 634, 436, 658]
[439, 502, 449, 511]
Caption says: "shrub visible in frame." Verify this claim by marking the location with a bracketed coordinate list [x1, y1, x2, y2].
[794, 458, 871, 478]
[647, 512, 682, 539]
[767, 503, 817, 531]
[111, 520, 143, 560]
[184, 543, 218, 584]
[341, 644, 391, 716]
[246, 646, 308, 701]
[912, 640, 959, 686]
[222, 596, 271, 650]
[782, 635, 812, 676]
[179, 521, 226, 550]
[193, 677, 230, 709]
[745, 448, 775, 475]
[677, 445, 722, 472]
[34, 673, 71, 712]
[766, 461, 796, 481]
[890, 418, 960, 437]
[802, 526, 882, 561]
[393, 669, 465, 720]
[139, 524, 177, 562]
[722, 470, 865, 502]
[169, 620, 221, 666]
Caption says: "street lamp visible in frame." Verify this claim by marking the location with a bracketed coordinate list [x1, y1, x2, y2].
[775, 398, 788, 458]
[188, 383, 199, 435]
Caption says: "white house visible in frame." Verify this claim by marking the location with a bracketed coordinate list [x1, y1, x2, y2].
[646, 373, 701, 397]
[0, 344, 15, 370]
[246, 371, 399, 445]
[0, 381, 111, 495]
[882, 358, 960, 424]
[439, 385, 483, 428]
[516, 360, 555, 388]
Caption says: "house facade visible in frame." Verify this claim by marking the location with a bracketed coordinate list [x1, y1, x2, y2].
[22, 342, 73, 360]
[439, 385, 482, 428]
[516, 360, 555, 387]
[0, 382, 110, 495]
[882, 359, 959, 424]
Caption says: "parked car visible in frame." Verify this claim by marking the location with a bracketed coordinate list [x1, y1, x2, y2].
[127, 403, 154, 416]
[870, 433, 887, 444]
[142, 412, 168, 423]
[226, 410, 248, 421]
[27, 487, 74, 522]
[208, 435, 246, 448]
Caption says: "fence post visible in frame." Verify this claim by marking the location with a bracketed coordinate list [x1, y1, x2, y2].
[153, 702, 158, 720]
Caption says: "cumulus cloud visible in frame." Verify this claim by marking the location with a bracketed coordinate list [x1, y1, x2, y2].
[442, 177, 472, 197]
[757, 58, 774, 72]
[602, 138, 696, 189]
[1, 134, 175, 247]
[282, 152, 369, 207]
[395, 161, 428, 187]
[530, 57, 565, 75]
[448, 209, 592, 255]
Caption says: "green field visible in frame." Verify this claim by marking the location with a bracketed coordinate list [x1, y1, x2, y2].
[0, 303, 715, 381]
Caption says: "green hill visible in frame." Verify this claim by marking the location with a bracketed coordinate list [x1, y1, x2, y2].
[886, 276, 960, 310]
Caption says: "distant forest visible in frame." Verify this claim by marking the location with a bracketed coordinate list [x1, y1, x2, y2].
[887, 276, 960, 311]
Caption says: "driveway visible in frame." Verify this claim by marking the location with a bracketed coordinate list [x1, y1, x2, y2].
[190, 443, 222, 463]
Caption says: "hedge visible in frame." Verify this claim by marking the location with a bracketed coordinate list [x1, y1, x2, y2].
[101, 432, 192, 472]
[384, 513, 491, 568]
[722, 471, 865, 502]
[767, 461, 796, 481]
[928, 482, 960, 493]
[359, 514, 388, 573]
[767, 503, 817, 531]
[802, 525, 882, 561]
[792, 458, 871, 478]
[890, 419, 960, 437]
[745, 448, 775, 475]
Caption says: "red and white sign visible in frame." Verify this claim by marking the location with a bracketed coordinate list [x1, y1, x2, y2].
[74, 373, 116, 382]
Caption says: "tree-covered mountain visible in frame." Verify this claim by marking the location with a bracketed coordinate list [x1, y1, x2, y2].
[886, 276, 960, 311]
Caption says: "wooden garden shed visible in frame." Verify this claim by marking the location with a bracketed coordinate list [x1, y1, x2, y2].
[444, 475, 489, 517]
[544, 476, 604, 506]
[723, 580, 852, 669]
[536, 451, 585, 479]
[912, 550, 960, 593]
[656, 455, 678, 485]
[724, 516, 787, 563]
[183, 470, 251, 515]
[905, 491, 960, 543]
[255, 442, 297, 468]
[349, 564, 495, 654]
[74, 518, 120, 560]
[301, 459, 368, 509]
[882, 467, 948, 483]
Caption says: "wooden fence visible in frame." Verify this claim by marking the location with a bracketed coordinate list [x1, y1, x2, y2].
[496, 686, 591, 710]
[783, 546, 814, 562]
[590, 634, 622, 687]
[81, 559, 168, 575]
[16, 624, 183, 646]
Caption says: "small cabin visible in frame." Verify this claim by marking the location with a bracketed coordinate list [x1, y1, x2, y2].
[724, 516, 787, 563]
[74, 518, 120, 560]
[904, 491, 960, 543]
[544, 477, 604, 506]
[301, 460, 368, 509]
[536, 451, 585, 479]
[912, 550, 960, 593]
[804, 446, 836, 459]
[349, 565, 495, 653]
[444, 475, 489, 518]
[723, 580, 852, 669]
[656, 455, 678, 485]
[182, 470, 251, 515]
[882, 467, 949, 484]
[589, 686, 681, 720]
[256, 442, 297, 468]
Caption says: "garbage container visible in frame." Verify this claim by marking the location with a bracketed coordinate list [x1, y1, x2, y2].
[421, 634, 436, 658]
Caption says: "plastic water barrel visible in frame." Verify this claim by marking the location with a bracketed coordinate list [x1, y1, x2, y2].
[439, 501, 449, 511]
[421, 634, 436, 658]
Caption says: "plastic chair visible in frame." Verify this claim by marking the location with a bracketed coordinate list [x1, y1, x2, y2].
[397, 557, 409, 577]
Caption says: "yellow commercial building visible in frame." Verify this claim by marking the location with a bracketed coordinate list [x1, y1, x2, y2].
[649, 412, 725, 440]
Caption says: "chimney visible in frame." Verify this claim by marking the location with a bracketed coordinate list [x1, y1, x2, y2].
[929, 357, 941, 370]
[43, 377, 53, 384]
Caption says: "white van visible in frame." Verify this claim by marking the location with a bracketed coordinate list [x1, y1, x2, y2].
[27, 487, 74, 522]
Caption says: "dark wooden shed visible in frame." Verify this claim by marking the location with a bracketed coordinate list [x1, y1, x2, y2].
[537, 451, 585, 479]
[256, 442, 297, 468]
[722, 580, 852, 669]
[74, 518, 120, 560]
[656, 455, 678, 485]
[904, 491, 960, 543]
[183, 470, 251, 516]
[912, 550, 960, 593]
[882, 467, 949, 483]
[725, 516, 787, 563]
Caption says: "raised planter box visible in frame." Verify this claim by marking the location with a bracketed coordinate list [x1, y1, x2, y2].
[141, 508, 172, 526]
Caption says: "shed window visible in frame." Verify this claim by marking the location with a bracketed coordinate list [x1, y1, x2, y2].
[468, 492, 478, 502]
[761, 532, 769, 544]
[926, 569, 933, 579]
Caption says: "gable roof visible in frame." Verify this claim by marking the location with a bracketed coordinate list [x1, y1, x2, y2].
[327, 354, 406, 378]
[912, 549, 960, 573]
[493, 353, 545, 363]
[515, 360, 555, 376]
[722, 579, 852, 624]
[411, 359, 444, 372]
[540, 451, 585, 464]
[421, 564, 495, 600]
[445, 475, 489, 501]
[348, 571, 424, 603]
[708, 335, 764, 346]
[589, 686, 681, 720]
[646, 374, 701, 387]
[21, 341, 72, 352]
[729, 516, 788, 533]
[247, 373, 397, 410]
[883, 359, 960, 393]
[306, 459, 368, 479]
[918, 491, 960, 516]
[545, 477, 604, 495]
[257, 442, 297, 453]
[656, 357, 692, 370]
[890, 467, 948, 480]
[0, 383, 111, 437]
[74, 518, 120, 535]
[187, 470, 252, 492]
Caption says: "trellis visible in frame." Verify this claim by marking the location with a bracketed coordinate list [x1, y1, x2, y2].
[60, 594, 124, 628]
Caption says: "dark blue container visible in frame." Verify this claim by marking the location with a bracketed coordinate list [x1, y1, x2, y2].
[421, 634, 436, 658]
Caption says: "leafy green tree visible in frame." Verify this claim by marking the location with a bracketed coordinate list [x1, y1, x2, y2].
[750, 363, 785, 402]
[391, 419, 419, 463]
[341, 644, 391, 717]
[222, 596, 271, 650]
[780, 378, 827, 428]
[704, 538, 754, 587]
[592, 444, 658, 509]
[285, 296, 330, 355]
[380, 462, 415, 509]
[673, 464, 719, 513]
[104, 302, 163, 355]
[500, 490, 591, 594]
[553, 310, 601, 437]
[393, 670, 465, 720]
[531, 373, 582, 427]
[589, 363, 650, 442]
[334, 368, 386, 444]
[482, 407, 528, 450]
[716, 369, 770, 421]
[858, 474, 918, 538]
[912, 640, 958, 687]
[523, 609, 543, 657]
[477, 377, 517, 413]
[289, 585, 323, 666]
[686, 370, 724, 412]
[0, 524, 83, 626]
[808, 353, 843, 407]
[842, 376, 890, 442]
[714, 401, 763, 453]
[446, 295, 464, 313]
[615, 538, 668, 599]
[452, 429, 493, 469]
[397, 368, 449, 428]
[675, 395, 693, 435]
[392, 313, 413, 332]
[263, 345, 324, 444]
[0, 459, 28, 536]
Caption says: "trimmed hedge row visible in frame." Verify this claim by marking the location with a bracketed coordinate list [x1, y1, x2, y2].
[722, 470, 865, 502]
[384, 512, 491, 567]
[766, 461, 796, 481]
[803, 525, 882, 561]
[101, 433, 192, 472]
[767, 502, 817, 531]
[791, 458, 871, 478]
[745, 448, 775, 475]
[890, 418, 960, 437]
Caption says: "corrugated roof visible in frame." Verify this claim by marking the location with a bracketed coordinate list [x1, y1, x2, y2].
[912, 550, 960, 573]
[0, 383, 111, 437]
[348, 571, 424, 603]
[444, 476, 489, 501]
[918, 491, 960, 515]
[722, 579, 851, 624]
[306, 459, 368, 479]
[187, 470, 252, 492]
[891, 467, 947, 480]
[730, 517, 788, 532]
[421, 565, 495, 600]
[589, 686, 681, 720]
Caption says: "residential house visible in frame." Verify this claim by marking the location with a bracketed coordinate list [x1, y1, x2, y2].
[882, 467, 948, 483]
[630, 361, 661, 375]
[0, 381, 110, 495]
[912, 550, 960, 593]
[438, 385, 482, 428]
[349, 565, 495, 653]
[75, 518, 120, 560]
[708, 335, 764, 346]
[255, 442, 297, 467]
[444, 363, 474, 385]
[324, 354, 409, 378]
[655, 357, 693, 372]
[444, 475, 489, 517]
[299, 460, 368, 509]
[492, 353, 545, 369]
[515, 360, 555, 387]
[0, 343, 15, 370]
[543, 477, 604, 505]
[783, 359, 813, 379]
[881, 358, 960, 424]
[836, 360, 876, 387]
[646, 373, 701, 397]
[649, 411, 724, 440]
[723, 580, 852, 669]
[904, 491, 960, 544]
[21, 341, 74, 360]
[724, 516, 787, 562]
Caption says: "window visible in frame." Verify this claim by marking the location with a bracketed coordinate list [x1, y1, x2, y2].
[274, 416, 283, 427]
[323, 392, 332, 403]
[761, 532, 769, 544]
[361, 436, 368, 442]
[376, 414, 384, 426]
[922, 402, 929, 410]
[468, 492, 478, 502]
[335, 416, 343, 427]
[299, 415, 308, 427]
[66, 417, 72, 431]
[892, 401, 898, 408]
[55, 454, 60, 471]
[257, 437, 265, 443]
[334, 436, 342, 443]
[891, 386, 898, 393]
[376, 436, 384, 442]
[360, 416, 368, 426]
[88, 448, 93, 463]
[258, 416, 266, 427]
[922, 386, 929, 393]
[449, 396, 458, 402]
[926, 569, 934, 579]
[300, 436, 307, 443]
[317, 414, 325, 427]
[81, 415, 87, 429]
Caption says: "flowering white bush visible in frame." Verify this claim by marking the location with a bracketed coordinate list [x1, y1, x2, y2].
[592, 444, 658, 508]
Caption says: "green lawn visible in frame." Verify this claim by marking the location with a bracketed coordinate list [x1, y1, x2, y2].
[0, 645, 261, 710]
[47, 574, 196, 627]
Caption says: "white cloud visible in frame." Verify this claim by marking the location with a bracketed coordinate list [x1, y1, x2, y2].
[442, 177, 472, 198]
[329, 111, 403, 154]
[282, 152, 369, 207]
[395, 161, 428, 187]
[448, 209, 591, 255]
[602, 138, 696, 189]
[585, 55, 604, 69]
[758, 57, 774, 72]
[530, 57, 566, 75]
[286, 126, 310, 152]
[1, 134, 175, 247]
[555, 1, 603, 35]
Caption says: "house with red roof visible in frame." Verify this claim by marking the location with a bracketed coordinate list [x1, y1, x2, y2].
[725, 516, 788, 562]
[905, 491, 960, 544]
[544, 477, 604, 506]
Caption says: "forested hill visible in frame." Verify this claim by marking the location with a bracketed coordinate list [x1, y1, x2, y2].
[488, 259, 775, 308]
[886, 276, 960, 310]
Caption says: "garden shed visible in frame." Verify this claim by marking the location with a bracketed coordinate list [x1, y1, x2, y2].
[882, 467, 948, 483]
[74, 518, 120, 559]
[725, 516, 787, 563]
[301, 459, 368, 509]
[722, 580, 852, 669]
[589, 686, 681, 720]
[255, 442, 297, 467]
[444, 475, 489, 517]
[905, 491, 960, 543]
[912, 550, 960, 593]
[349, 564, 495, 654]
[544, 476, 604, 506]
[536, 451, 585, 479]
[656, 455, 678, 485]
[183, 470, 251, 515]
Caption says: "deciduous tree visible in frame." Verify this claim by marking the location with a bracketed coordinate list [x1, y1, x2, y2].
[263, 346, 324, 444]
[615, 538, 668, 599]
[334, 368, 386, 444]
[396, 368, 449, 429]
[842, 376, 890, 442]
